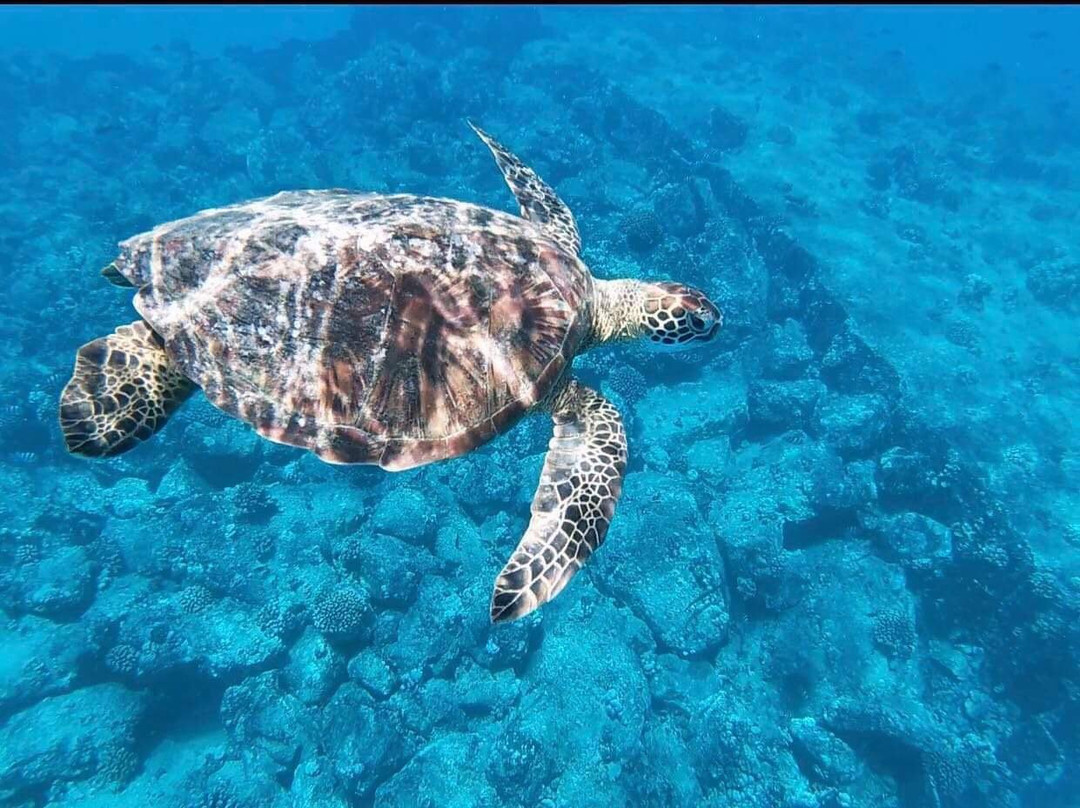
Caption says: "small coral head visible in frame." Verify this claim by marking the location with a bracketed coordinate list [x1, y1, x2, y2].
[641, 282, 722, 348]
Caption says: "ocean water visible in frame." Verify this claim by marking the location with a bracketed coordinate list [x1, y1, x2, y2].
[1, 5, 1078, 808]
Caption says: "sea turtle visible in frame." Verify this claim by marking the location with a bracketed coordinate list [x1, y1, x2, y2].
[59, 122, 722, 622]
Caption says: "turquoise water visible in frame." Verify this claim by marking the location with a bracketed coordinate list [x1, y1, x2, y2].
[2, 5, 1078, 807]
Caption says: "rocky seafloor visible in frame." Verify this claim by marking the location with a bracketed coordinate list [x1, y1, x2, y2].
[0, 6, 1077, 808]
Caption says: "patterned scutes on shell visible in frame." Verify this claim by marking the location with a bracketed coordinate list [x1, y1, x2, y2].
[119, 191, 592, 470]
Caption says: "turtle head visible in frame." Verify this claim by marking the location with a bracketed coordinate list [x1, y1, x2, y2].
[591, 279, 722, 349]
[637, 281, 722, 349]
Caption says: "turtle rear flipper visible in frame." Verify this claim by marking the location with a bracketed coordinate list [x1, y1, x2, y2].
[490, 380, 627, 622]
[60, 320, 194, 457]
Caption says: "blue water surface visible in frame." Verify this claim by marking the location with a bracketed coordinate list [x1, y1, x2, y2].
[1, 5, 1078, 808]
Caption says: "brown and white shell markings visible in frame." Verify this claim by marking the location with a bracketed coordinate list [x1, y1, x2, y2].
[122, 192, 592, 471]
[60, 123, 723, 623]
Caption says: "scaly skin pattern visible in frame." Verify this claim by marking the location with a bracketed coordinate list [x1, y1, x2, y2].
[59, 321, 194, 457]
[468, 121, 582, 258]
[490, 378, 628, 622]
[113, 191, 593, 470]
[589, 278, 722, 349]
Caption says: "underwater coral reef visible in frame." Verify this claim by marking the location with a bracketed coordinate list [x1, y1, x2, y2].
[0, 6, 1077, 808]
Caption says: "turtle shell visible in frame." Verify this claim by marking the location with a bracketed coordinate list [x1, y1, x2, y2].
[115, 191, 593, 470]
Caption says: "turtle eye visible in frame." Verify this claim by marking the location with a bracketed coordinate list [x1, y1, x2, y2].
[689, 313, 706, 332]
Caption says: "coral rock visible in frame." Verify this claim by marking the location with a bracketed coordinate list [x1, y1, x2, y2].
[599, 472, 730, 657]
[0, 684, 146, 795]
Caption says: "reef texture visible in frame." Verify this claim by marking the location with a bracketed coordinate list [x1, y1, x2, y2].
[0, 6, 1077, 808]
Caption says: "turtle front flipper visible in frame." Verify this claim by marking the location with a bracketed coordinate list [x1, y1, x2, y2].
[467, 120, 582, 258]
[59, 320, 194, 457]
[491, 380, 627, 623]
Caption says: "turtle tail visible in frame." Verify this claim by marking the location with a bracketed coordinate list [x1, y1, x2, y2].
[100, 236, 155, 288]
[59, 320, 194, 457]
[101, 262, 135, 287]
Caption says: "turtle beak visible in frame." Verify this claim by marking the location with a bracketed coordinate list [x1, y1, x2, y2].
[684, 291, 722, 342]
